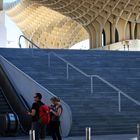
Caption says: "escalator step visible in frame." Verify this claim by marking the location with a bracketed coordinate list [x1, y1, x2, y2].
[0, 88, 12, 113]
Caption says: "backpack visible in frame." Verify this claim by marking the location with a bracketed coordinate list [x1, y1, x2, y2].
[39, 105, 50, 125]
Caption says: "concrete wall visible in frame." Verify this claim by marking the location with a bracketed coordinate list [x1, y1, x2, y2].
[135, 23, 140, 39]
[95, 39, 140, 51]
[125, 22, 130, 40]
[0, 0, 3, 10]
[89, 18, 140, 49]
[104, 22, 111, 45]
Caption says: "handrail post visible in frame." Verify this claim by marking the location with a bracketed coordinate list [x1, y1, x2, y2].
[137, 124, 140, 140]
[66, 63, 69, 80]
[31, 49, 33, 57]
[48, 53, 51, 67]
[18, 35, 22, 48]
[31, 43, 34, 57]
[118, 92, 121, 112]
[90, 76, 93, 94]
[19, 43, 21, 48]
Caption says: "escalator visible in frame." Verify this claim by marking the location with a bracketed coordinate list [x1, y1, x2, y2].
[0, 87, 19, 136]
[0, 65, 31, 136]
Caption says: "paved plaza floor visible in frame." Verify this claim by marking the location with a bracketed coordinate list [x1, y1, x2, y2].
[0, 134, 138, 140]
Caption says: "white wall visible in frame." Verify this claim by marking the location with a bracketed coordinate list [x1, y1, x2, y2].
[0, 11, 7, 48]
[110, 40, 140, 51]
[95, 39, 140, 51]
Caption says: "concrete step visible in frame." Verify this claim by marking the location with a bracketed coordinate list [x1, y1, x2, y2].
[1, 48, 140, 136]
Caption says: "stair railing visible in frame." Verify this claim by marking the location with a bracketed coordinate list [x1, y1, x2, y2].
[19, 35, 41, 57]
[19, 35, 40, 49]
[48, 51, 140, 112]
[18, 35, 140, 112]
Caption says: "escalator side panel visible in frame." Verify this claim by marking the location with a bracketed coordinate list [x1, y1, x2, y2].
[0, 65, 31, 132]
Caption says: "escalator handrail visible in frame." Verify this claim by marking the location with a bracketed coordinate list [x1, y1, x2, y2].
[0, 65, 30, 111]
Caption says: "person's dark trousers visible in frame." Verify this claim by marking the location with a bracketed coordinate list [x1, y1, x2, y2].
[32, 121, 46, 140]
[50, 121, 62, 140]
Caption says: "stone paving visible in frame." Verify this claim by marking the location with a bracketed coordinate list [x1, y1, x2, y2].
[0, 134, 137, 140]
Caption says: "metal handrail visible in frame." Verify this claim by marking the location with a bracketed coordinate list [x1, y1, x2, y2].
[48, 52, 89, 77]
[48, 51, 140, 112]
[19, 35, 40, 49]
[18, 35, 140, 112]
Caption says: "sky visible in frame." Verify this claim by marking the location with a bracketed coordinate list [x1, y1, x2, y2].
[4, 0, 21, 41]
[70, 39, 89, 50]
[5, 15, 22, 41]
[5, 15, 25, 48]
[3, 0, 23, 48]
[4, 0, 17, 3]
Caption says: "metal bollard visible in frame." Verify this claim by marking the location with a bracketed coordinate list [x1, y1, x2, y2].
[137, 124, 140, 140]
[32, 130, 36, 140]
[29, 130, 32, 140]
[86, 127, 91, 140]
[29, 130, 35, 140]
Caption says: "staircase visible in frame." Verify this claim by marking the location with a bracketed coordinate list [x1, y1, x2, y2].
[1, 48, 140, 135]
